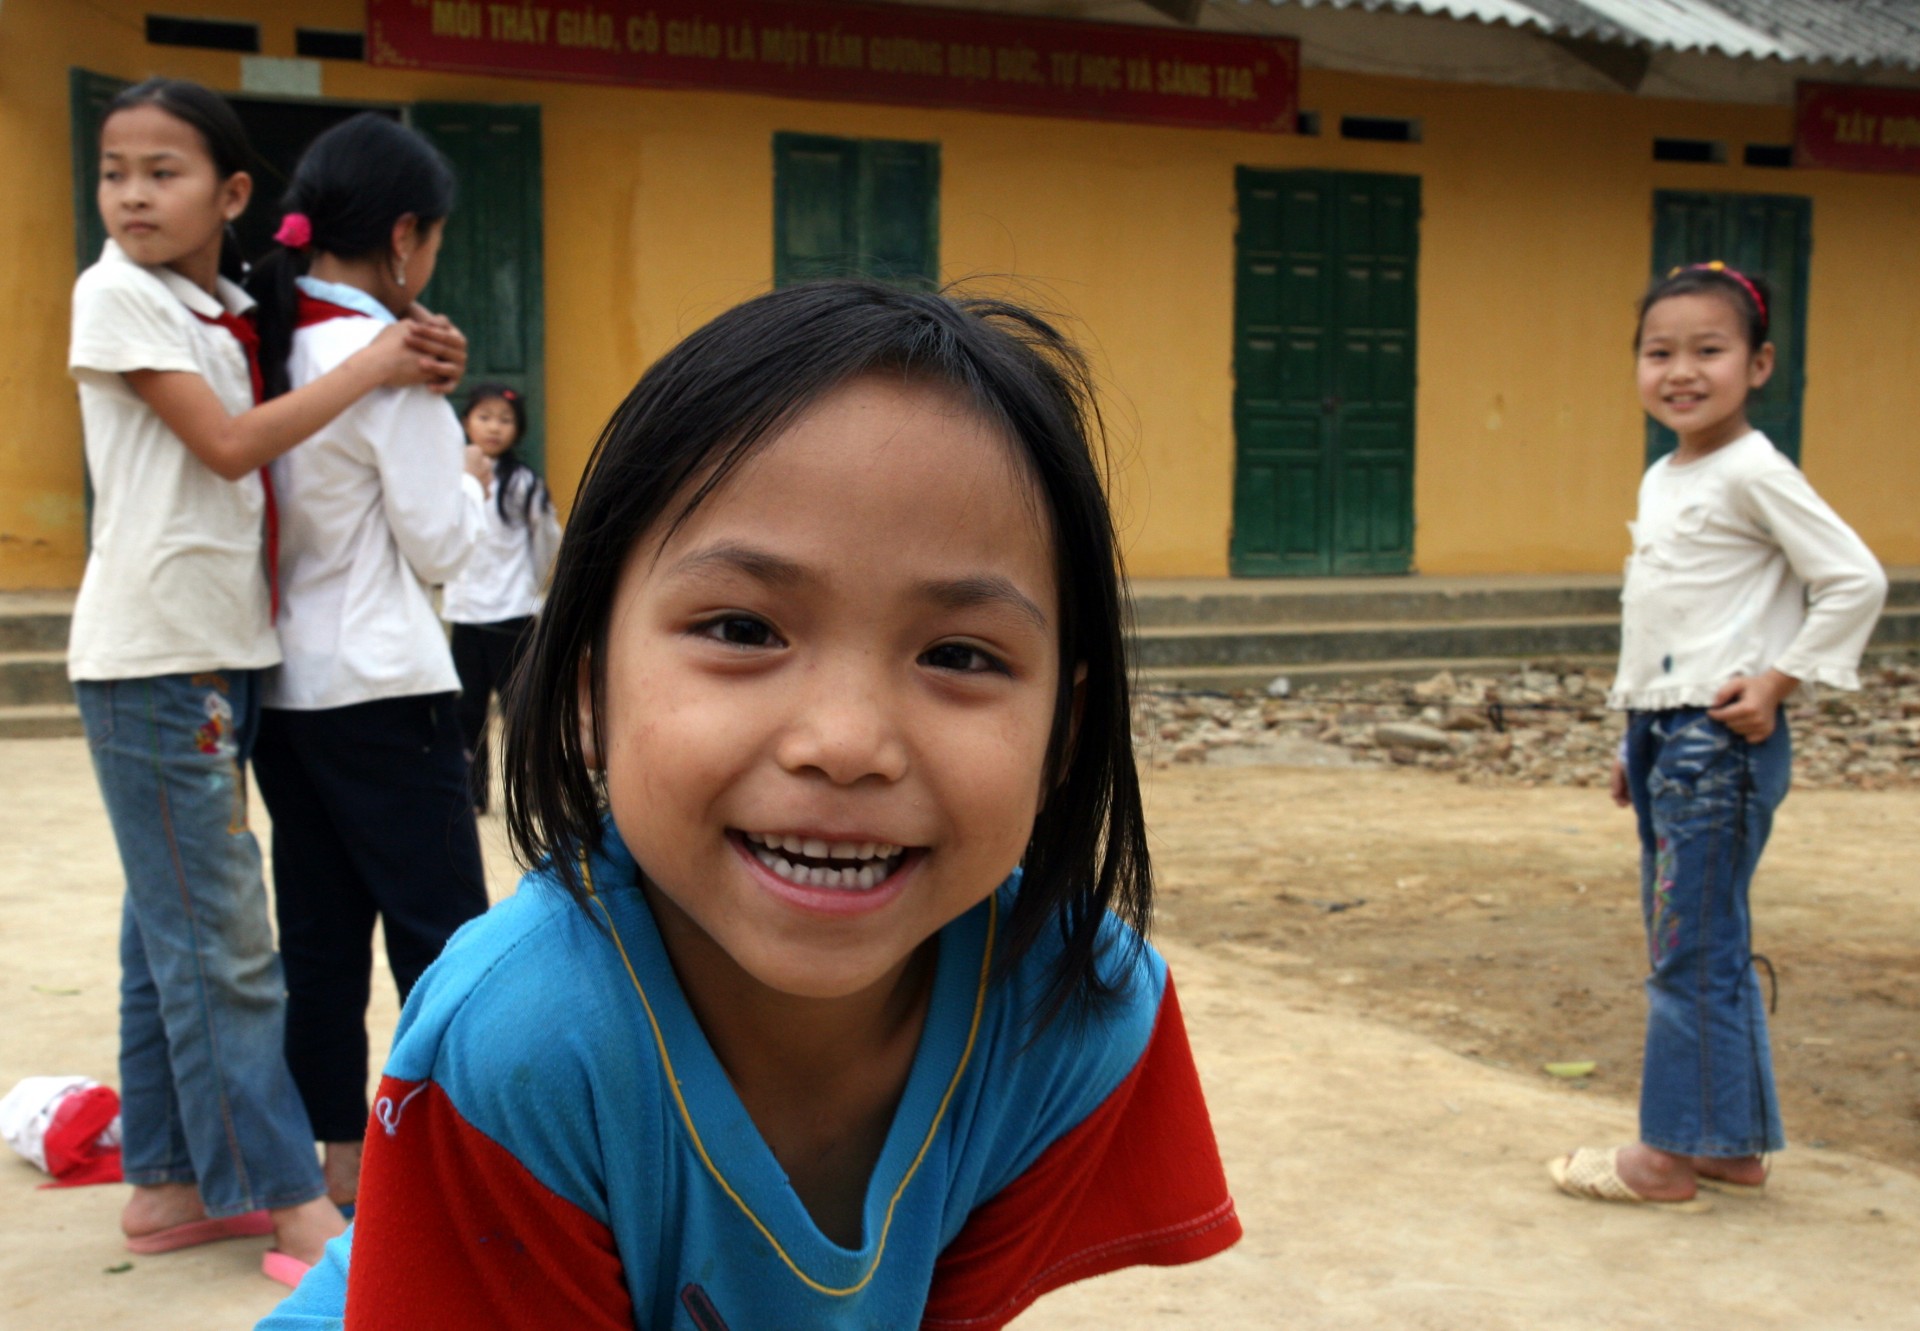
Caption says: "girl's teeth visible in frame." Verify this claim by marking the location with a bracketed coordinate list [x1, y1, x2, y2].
[745, 837, 902, 890]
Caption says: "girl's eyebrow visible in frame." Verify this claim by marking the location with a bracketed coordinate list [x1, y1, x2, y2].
[668, 542, 806, 588]
[100, 148, 188, 164]
[668, 543, 1049, 630]
[917, 574, 1050, 632]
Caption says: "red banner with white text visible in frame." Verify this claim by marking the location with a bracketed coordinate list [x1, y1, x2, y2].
[368, 0, 1298, 133]
[1795, 82, 1920, 175]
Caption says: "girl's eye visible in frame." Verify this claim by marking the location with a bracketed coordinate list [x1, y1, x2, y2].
[697, 615, 781, 649]
[922, 642, 1008, 675]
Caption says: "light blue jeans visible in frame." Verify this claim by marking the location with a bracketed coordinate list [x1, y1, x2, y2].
[1625, 708, 1789, 1159]
[76, 671, 325, 1218]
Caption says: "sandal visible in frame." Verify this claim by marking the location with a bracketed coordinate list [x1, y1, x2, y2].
[1548, 1146, 1712, 1210]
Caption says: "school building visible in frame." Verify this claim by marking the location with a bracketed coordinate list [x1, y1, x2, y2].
[4, 0, 1919, 594]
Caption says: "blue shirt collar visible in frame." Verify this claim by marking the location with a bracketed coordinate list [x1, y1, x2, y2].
[295, 275, 398, 325]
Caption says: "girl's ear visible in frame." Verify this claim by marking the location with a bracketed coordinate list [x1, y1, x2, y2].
[1748, 340, 1777, 391]
[576, 655, 602, 770]
[220, 170, 252, 224]
[390, 212, 420, 259]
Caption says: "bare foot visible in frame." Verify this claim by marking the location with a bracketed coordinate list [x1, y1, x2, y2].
[122, 1182, 207, 1242]
[269, 1197, 347, 1267]
[1611, 1142, 1699, 1201]
[1690, 1154, 1767, 1187]
[323, 1139, 362, 1209]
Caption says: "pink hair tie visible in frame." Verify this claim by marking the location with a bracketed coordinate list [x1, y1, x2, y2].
[273, 213, 313, 250]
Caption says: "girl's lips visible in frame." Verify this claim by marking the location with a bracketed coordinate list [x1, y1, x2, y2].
[728, 830, 921, 918]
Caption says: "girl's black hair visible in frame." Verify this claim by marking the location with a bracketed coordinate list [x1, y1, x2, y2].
[247, 113, 456, 399]
[1636, 264, 1773, 351]
[463, 382, 544, 525]
[102, 78, 253, 285]
[502, 280, 1150, 1022]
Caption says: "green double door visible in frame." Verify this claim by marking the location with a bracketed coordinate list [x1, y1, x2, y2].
[1232, 168, 1419, 577]
[70, 70, 546, 467]
[1648, 190, 1810, 465]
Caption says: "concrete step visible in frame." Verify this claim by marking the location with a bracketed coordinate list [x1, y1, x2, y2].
[1129, 574, 1627, 629]
[1128, 583, 1920, 690]
[1132, 613, 1623, 672]
[0, 703, 83, 740]
[0, 650, 70, 707]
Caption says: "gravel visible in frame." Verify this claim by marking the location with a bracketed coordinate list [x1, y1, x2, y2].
[1132, 657, 1920, 790]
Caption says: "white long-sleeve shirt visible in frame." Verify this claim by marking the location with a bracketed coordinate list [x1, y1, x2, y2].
[440, 465, 561, 624]
[264, 279, 484, 710]
[1608, 430, 1888, 711]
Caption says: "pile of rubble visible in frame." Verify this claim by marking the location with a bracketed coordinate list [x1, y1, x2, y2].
[1133, 659, 1920, 790]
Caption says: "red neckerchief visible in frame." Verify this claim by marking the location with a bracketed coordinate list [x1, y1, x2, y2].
[295, 293, 370, 328]
[190, 306, 278, 622]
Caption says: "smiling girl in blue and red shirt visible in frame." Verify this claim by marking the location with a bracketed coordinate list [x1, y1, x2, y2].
[260, 282, 1241, 1328]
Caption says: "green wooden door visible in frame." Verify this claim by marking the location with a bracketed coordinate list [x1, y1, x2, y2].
[1232, 169, 1419, 576]
[70, 69, 129, 272]
[773, 133, 938, 289]
[413, 103, 547, 472]
[1648, 191, 1810, 465]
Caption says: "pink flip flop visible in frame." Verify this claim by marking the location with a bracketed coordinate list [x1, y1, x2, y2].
[262, 1250, 314, 1289]
[124, 1209, 274, 1254]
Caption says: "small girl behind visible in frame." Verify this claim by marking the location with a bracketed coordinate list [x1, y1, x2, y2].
[1553, 263, 1887, 1207]
[247, 113, 493, 1223]
[261, 282, 1241, 1328]
[442, 383, 561, 815]
[70, 77, 462, 1280]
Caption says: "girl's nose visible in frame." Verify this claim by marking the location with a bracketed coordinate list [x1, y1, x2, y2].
[773, 663, 911, 787]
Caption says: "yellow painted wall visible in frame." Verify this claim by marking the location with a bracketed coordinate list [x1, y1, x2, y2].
[4, 0, 1917, 590]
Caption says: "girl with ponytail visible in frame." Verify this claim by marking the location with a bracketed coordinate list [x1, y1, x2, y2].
[246, 114, 493, 1258]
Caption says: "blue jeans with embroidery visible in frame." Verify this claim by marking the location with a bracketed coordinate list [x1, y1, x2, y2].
[75, 672, 325, 1217]
[1624, 708, 1789, 1159]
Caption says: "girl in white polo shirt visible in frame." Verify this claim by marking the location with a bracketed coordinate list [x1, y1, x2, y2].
[246, 113, 492, 1230]
[68, 78, 464, 1283]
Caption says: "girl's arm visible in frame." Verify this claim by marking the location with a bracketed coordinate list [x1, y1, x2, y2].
[366, 390, 486, 585]
[1744, 463, 1889, 681]
[123, 319, 464, 482]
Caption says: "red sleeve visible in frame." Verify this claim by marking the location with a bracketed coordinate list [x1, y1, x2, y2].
[921, 978, 1241, 1329]
[344, 1078, 634, 1331]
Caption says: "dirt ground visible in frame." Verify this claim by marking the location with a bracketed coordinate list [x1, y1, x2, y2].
[2, 734, 1917, 1329]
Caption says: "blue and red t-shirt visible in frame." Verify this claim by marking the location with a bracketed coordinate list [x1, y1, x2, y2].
[258, 828, 1239, 1329]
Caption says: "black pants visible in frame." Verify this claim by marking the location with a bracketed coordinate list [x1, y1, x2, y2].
[253, 694, 489, 1142]
[449, 618, 534, 813]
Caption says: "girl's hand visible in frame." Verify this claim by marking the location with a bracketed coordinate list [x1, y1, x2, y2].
[402, 310, 469, 394]
[464, 443, 495, 494]
[360, 320, 462, 392]
[1707, 669, 1799, 741]
[1609, 756, 1630, 808]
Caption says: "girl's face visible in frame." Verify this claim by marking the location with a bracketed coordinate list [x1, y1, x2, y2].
[595, 375, 1067, 1008]
[98, 104, 249, 290]
[1636, 291, 1775, 455]
[465, 398, 520, 456]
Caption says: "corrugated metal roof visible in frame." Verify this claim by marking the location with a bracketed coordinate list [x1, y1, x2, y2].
[1265, 0, 1920, 68]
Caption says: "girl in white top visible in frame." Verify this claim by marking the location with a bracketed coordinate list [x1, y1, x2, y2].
[1552, 263, 1886, 1209]
[245, 113, 492, 1230]
[442, 382, 562, 813]
[67, 78, 464, 1282]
